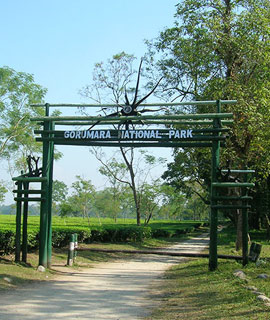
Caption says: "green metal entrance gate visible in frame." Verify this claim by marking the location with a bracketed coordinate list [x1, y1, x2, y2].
[12, 99, 254, 271]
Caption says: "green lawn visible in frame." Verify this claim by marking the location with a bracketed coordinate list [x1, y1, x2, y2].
[146, 226, 270, 320]
[146, 259, 270, 320]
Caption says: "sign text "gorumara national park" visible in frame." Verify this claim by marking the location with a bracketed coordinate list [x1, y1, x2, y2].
[64, 129, 193, 140]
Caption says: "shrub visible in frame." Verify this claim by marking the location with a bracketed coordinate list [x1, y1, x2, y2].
[0, 216, 205, 253]
[152, 229, 173, 238]
[173, 229, 187, 236]
[88, 226, 152, 242]
[27, 232, 39, 249]
[0, 230, 15, 254]
[124, 226, 152, 241]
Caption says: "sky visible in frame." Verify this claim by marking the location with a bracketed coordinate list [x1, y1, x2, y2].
[0, 0, 179, 204]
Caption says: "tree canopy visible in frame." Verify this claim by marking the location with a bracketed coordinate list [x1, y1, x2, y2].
[0, 66, 47, 170]
[147, 0, 270, 228]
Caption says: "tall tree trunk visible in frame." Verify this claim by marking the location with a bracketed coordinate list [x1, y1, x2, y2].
[130, 178, 141, 226]
[120, 147, 141, 226]
[264, 213, 270, 241]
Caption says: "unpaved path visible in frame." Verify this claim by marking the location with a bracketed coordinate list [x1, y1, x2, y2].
[0, 234, 209, 320]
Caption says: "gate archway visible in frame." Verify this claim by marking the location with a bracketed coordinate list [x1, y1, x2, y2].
[12, 99, 254, 271]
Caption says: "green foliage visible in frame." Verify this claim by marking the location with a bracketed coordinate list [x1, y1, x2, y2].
[0, 230, 15, 254]
[52, 180, 68, 215]
[81, 51, 136, 104]
[52, 180, 68, 204]
[94, 188, 122, 221]
[147, 0, 270, 229]
[0, 182, 7, 205]
[0, 66, 47, 167]
[59, 175, 96, 219]
[88, 226, 152, 242]
[0, 215, 204, 254]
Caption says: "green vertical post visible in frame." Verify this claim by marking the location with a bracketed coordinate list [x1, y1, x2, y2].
[47, 120, 55, 269]
[74, 233, 78, 259]
[209, 100, 221, 271]
[67, 233, 75, 266]
[242, 172, 249, 266]
[15, 181, 23, 262]
[39, 104, 50, 267]
[22, 181, 29, 263]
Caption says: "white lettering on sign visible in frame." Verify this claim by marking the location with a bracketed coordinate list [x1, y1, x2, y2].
[63, 129, 193, 140]
[187, 129, 193, 138]
[168, 130, 193, 139]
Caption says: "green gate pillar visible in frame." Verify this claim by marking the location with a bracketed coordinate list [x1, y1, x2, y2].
[209, 100, 221, 271]
[22, 181, 29, 263]
[15, 181, 23, 262]
[38, 104, 55, 268]
[242, 173, 249, 266]
[47, 120, 55, 269]
[39, 104, 51, 268]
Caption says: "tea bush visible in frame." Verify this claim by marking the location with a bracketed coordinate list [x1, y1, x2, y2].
[0, 215, 204, 254]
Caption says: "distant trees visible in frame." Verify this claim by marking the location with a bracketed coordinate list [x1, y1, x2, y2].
[58, 176, 95, 222]
[52, 180, 68, 215]
[92, 147, 167, 224]
[0, 181, 7, 205]
[52, 175, 205, 222]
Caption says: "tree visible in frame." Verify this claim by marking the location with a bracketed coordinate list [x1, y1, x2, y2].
[52, 180, 68, 215]
[92, 147, 166, 225]
[70, 175, 96, 221]
[139, 181, 161, 224]
[98, 154, 126, 222]
[147, 0, 270, 241]
[81, 52, 136, 105]
[0, 67, 47, 167]
[185, 193, 209, 221]
[0, 181, 7, 205]
[81, 52, 165, 225]
[158, 184, 187, 220]
[94, 188, 121, 222]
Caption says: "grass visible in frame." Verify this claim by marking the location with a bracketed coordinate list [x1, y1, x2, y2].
[146, 226, 270, 320]
[146, 259, 270, 320]
[0, 255, 57, 291]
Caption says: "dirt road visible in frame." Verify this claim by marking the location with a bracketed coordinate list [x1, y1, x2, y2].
[0, 234, 209, 320]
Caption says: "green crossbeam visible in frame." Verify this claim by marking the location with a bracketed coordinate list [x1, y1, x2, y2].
[31, 100, 237, 108]
[44, 140, 215, 148]
[31, 112, 233, 122]
[14, 197, 46, 202]
[212, 182, 255, 188]
[12, 177, 48, 182]
[221, 169, 255, 174]
[13, 189, 45, 194]
[51, 120, 234, 126]
[213, 196, 253, 201]
[211, 205, 251, 209]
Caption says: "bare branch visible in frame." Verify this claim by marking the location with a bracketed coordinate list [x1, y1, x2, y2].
[91, 148, 132, 188]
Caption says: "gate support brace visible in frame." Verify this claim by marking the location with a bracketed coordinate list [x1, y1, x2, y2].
[77, 247, 242, 261]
